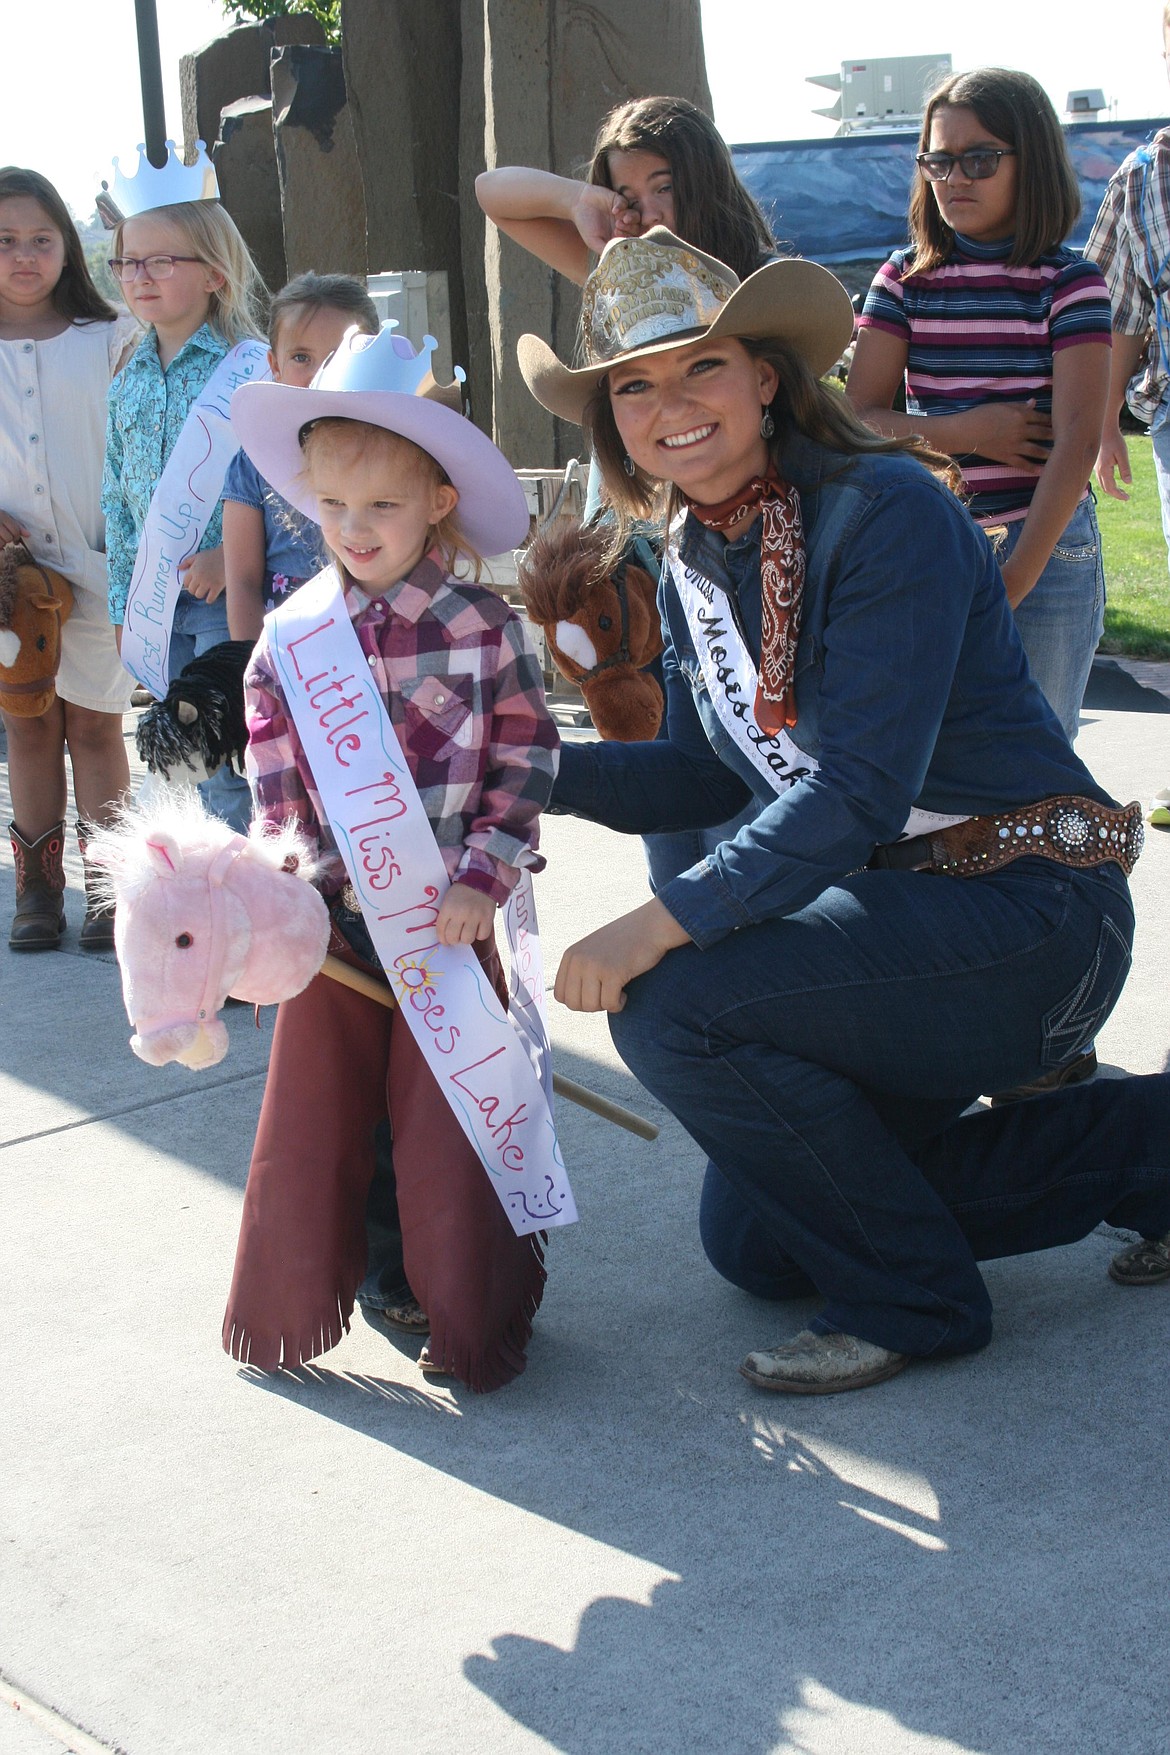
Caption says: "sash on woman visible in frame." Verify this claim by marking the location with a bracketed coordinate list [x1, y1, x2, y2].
[666, 541, 968, 838]
[120, 341, 270, 695]
[267, 566, 576, 1237]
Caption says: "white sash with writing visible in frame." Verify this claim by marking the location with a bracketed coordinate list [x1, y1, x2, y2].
[121, 340, 271, 696]
[268, 567, 575, 1236]
[667, 544, 967, 837]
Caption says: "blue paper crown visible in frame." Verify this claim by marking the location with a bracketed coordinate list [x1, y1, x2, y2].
[314, 323, 467, 409]
[97, 141, 218, 226]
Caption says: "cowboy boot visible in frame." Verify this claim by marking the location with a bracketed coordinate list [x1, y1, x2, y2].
[9, 821, 66, 950]
[76, 819, 116, 952]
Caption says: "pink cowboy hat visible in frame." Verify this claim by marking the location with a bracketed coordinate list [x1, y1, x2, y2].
[232, 323, 530, 557]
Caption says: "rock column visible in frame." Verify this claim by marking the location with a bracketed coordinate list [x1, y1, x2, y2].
[271, 44, 368, 280]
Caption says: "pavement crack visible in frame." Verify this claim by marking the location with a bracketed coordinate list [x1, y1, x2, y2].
[0, 1066, 264, 1152]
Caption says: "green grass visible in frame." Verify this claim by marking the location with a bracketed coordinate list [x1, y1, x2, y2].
[1097, 434, 1170, 659]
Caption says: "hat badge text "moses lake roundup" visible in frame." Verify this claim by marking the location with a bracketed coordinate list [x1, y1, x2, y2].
[582, 241, 738, 362]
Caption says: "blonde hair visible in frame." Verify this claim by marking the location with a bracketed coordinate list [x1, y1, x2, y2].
[113, 200, 266, 344]
[300, 419, 483, 577]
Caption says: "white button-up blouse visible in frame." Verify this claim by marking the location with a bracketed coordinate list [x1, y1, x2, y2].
[0, 313, 138, 599]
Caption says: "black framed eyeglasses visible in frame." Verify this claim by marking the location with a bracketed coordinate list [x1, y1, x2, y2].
[916, 149, 1016, 183]
[106, 254, 204, 283]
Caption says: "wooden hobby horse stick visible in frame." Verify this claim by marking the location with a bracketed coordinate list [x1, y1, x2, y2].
[320, 952, 659, 1141]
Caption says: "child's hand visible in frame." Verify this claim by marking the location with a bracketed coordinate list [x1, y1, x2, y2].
[436, 882, 497, 946]
[963, 401, 1052, 469]
[1095, 424, 1133, 501]
[571, 183, 637, 254]
[0, 507, 30, 547]
[179, 546, 226, 602]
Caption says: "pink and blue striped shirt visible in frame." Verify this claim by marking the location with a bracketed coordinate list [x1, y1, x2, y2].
[858, 234, 1112, 523]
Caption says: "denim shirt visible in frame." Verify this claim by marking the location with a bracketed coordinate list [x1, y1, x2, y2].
[101, 323, 230, 622]
[553, 433, 1112, 948]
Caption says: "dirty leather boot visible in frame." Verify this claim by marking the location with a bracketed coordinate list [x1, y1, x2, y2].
[76, 819, 116, 951]
[9, 820, 66, 950]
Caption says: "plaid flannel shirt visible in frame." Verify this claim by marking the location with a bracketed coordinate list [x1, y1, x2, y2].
[1084, 127, 1170, 421]
[246, 558, 560, 906]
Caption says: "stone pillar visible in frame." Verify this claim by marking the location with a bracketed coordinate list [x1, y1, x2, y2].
[271, 45, 367, 280]
[458, 0, 494, 439]
[180, 16, 326, 153]
[341, 1, 469, 399]
[213, 97, 286, 294]
[467, 0, 713, 466]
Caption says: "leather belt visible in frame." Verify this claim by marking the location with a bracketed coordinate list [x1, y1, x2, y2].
[869, 795, 1144, 879]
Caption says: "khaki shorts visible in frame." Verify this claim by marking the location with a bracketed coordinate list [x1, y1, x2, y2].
[55, 582, 133, 715]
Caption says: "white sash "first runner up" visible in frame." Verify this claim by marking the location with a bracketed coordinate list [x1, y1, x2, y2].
[121, 340, 270, 696]
[268, 567, 576, 1238]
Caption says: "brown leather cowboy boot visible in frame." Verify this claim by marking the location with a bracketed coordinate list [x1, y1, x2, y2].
[75, 819, 116, 952]
[8, 821, 66, 950]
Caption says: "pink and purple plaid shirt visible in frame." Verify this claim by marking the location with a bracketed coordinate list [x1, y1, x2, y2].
[245, 557, 560, 906]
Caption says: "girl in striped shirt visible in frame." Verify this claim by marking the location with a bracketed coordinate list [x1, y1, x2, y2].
[848, 67, 1112, 746]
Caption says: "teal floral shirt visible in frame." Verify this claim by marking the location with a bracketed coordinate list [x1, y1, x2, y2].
[101, 323, 229, 623]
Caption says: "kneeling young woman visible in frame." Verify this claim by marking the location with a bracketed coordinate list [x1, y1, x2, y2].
[519, 229, 1168, 1395]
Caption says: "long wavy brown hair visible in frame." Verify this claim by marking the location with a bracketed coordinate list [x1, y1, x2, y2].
[587, 96, 777, 281]
[0, 166, 119, 323]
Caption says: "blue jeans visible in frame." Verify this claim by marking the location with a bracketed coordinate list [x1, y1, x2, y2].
[609, 858, 1169, 1359]
[995, 496, 1105, 744]
[169, 590, 254, 834]
[1149, 400, 1170, 574]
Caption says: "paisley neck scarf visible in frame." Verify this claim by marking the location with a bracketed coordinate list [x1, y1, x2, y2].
[684, 469, 805, 732]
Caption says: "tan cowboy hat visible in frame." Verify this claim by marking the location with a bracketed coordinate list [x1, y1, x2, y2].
[518, 227, 855, 426]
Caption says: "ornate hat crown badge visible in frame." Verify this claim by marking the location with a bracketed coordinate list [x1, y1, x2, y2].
[582, 234, 738, 366]
[96, 141, 219, 228]
[309, 322, 467, 411]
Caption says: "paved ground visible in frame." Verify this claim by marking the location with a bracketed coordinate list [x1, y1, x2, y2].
[1, 667, 1168, 1755]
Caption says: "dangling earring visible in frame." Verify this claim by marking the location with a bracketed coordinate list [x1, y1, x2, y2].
[760, 409, 776, 440]
[623, 453, 636, 476]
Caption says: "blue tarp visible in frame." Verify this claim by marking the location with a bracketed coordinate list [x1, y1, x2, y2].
[732, 120, 1170, 263]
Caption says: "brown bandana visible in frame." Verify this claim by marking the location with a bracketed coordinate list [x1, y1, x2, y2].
[684, 470, 805, 731]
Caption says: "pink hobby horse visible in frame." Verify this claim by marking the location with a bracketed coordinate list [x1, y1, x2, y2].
[86, 794, 330, 1070]
[89, 793, 549, 1388]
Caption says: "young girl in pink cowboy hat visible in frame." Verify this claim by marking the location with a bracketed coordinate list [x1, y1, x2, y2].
[224, 324, 562, 1391]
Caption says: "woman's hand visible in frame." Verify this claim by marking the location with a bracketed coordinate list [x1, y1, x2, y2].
[178, 546, 226, 603]
[554, 897, 691, 1013]
[437, 882, 497, 946]
[570, 182, 638, 255]
[0, 507, 30, 547]
[960, 400, 1052, 468]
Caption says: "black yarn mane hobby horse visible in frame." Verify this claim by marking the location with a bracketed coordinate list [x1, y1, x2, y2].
[135, 641, 255, 781]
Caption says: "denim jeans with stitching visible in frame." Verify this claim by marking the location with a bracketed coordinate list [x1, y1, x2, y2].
[1149, 399, 1170, 576]
[609, 857, 1169, 1359]
[994, 495, 1106, 745]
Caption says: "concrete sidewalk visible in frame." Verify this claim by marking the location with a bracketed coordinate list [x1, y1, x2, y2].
[1, 682, 1168, 1755]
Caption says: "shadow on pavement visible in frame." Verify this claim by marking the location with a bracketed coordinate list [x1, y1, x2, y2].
[235, 1213, 1170, 1755]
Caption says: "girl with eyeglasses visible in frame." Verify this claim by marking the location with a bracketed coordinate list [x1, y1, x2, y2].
[848, 68, 1112, 754]
[101, 196, 266, 831]
[0, 166, 140, 952]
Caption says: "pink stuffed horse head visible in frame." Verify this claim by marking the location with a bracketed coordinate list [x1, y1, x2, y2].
[87, 794, 330, 1071]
